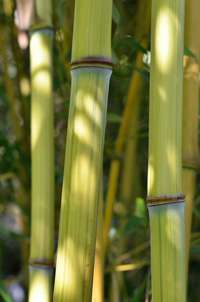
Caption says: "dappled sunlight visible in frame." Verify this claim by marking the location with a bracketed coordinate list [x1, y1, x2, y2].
[155, 6, 178, 73]
[31, 33, 51, 67]
[33, 70, 52, 94]
[54, 237, 77, 300]
[53, 67, 111, 299]
[31, 32, 52, 151]
[31, 68, 52, 150]
[83, 93, 102, 126]
[29, 270, 51, 302]
[73, 113, 93, 145]
[71, 153, 96, 198]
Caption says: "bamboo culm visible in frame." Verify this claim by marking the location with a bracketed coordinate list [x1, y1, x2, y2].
[28, 1, 55, 301]
[147, 0, 186, 301]
[53, 0, 113, 301]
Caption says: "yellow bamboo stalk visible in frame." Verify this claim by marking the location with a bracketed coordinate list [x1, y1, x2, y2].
[53, 0, 113, 301]
[147, 0, 186, 301]
[183, 0, 200, 269]
[28, 1, 54, 301]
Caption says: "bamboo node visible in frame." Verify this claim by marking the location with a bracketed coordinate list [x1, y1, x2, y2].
[29, 258, 54, 270]
[71, 56, 113, 70]
[147, 193, 185, 207]
[29, 26, 54, 35]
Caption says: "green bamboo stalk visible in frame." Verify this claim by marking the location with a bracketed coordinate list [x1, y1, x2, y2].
[28, 1, 54, 301]
[147, 1, 186, 301]
[183, 0, 200, 271]
[53, 1, 113, 301]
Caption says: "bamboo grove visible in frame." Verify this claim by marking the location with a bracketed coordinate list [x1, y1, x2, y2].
[0, 0, 200, 301]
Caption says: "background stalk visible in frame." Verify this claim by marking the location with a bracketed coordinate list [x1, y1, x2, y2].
[147, 0, 186, 301]
[120, 0, 151, 209]
[53, 0, 113, 301]
[183, 0, 200, 271]
[29, 1, 54, 301]
[103, 48, 146, 254]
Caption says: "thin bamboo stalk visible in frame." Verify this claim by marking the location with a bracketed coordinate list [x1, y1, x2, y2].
[147, 0, 186, 301]
[53, 0, 113, 301]
[183, 0, 200, 270]
[28, 1, 55, 301]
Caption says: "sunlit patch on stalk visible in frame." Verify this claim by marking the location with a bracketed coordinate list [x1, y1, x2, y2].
[73, 114, 94, 145]
[55, 238, 77, 300]
[155, 7, 178, 73]
[83, 94, 102, 127]
[71, 153, 96, 198]
[31, 33, 51, 66]
[29, 271, 50, 302]
[33, 70, 51, 93]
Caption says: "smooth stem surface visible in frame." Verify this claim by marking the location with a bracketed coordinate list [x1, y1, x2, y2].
[149, 204, 185, 301]
[183, 0, 200, 269]
[54, 0, 112, 300]
[53, 68, 112, 302]
[29, 30, 54, 302]
[148, 0, 186, 301]
[72, 0, 112, 60]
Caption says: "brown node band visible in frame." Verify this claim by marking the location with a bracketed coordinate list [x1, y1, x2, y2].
[147, 193, 185, 207]
[29, 258, 54, 269]
[29, 26, 54, 35]
[71, 56, 113, 70]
